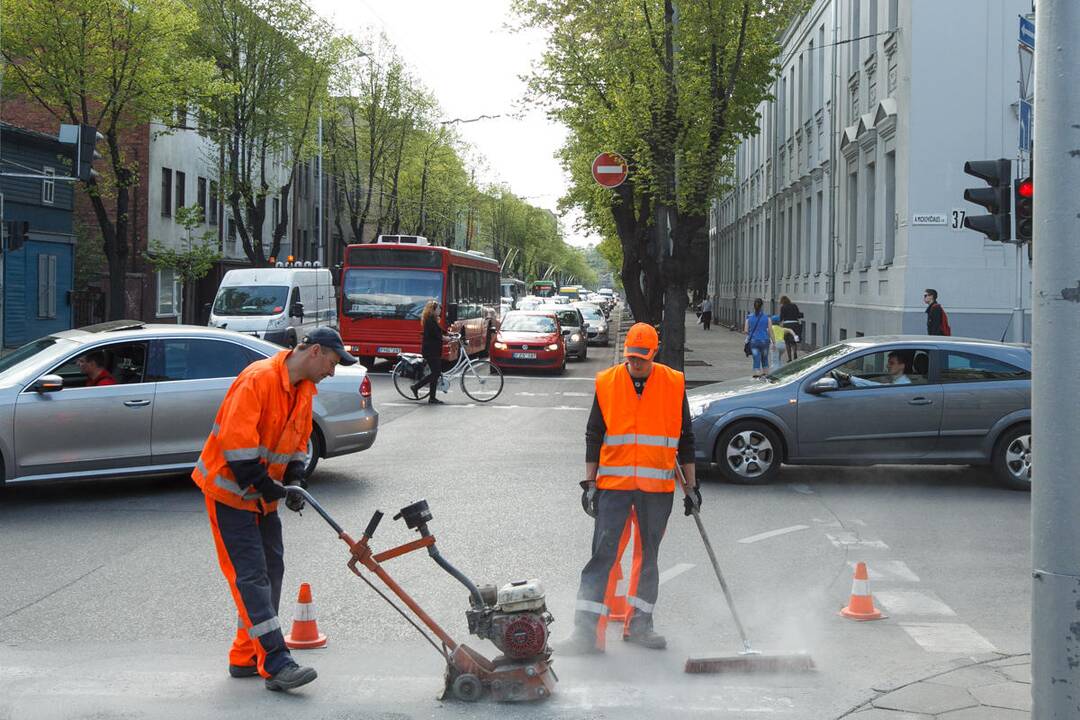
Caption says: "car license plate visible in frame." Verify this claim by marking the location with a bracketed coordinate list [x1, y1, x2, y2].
[512, 352, 537, 359]
[377, 346, 402, 354]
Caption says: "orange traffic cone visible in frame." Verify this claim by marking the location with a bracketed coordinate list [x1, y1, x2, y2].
[284, 582, 328, 648]
[840, 562, 885, 621]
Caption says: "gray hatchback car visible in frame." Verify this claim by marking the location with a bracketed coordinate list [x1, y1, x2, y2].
[689, 336, 1031, 490]
[0, 321, 378, 486]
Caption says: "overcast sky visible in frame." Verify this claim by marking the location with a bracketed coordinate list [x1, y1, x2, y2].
[306, 0, 597, 248]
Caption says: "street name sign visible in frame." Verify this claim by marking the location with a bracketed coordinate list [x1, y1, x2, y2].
[912, 213, 947, 226]
[592, 152, 628, 188]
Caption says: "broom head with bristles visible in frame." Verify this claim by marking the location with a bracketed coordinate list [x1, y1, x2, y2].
[684, 652, 816, 674]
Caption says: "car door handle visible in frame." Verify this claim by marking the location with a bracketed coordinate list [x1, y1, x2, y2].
[908, 397, 933, 406]
[123, 399, 151, 407]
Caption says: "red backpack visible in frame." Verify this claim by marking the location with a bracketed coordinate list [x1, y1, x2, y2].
[940, 307, 952, 336]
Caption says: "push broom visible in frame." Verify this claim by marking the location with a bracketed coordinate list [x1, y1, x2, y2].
[676, 465, 815, 673]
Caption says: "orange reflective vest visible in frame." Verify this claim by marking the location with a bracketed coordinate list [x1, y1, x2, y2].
[192, 350, 315, 513]
[595, 362, 684, 493]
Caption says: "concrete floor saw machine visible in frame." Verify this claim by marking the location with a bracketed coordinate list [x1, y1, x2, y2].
[287, 487, 557, 703]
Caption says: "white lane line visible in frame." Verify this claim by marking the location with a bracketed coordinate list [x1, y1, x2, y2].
[875, 590, 956, 616]
[380, 402, 587, 411]
[850, 560, 921, 582]
[788, 484, 815, 495]
[658, 563, 695, 584]
[899, 623, 998, 654]
[826, 532, 888, 549]
[737, 525, 810, 544]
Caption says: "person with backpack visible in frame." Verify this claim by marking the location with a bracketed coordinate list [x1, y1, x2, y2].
[924, 289, 951, 336]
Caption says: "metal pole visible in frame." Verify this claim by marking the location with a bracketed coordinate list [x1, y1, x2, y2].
[1031, 0, 1080, 716]
[823, 0, 840, 346]
[317, 112, 324, 266]
[1012, 242, 1025, 342]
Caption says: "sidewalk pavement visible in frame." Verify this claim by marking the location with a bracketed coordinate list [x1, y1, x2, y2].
[845, 655, 1031, 719]
[681, 310, 763, 387]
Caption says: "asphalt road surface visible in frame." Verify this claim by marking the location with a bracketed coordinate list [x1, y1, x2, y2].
[0, 339, 1030, 719]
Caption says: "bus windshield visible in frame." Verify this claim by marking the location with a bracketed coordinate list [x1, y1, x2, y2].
[343, 268, 443, 320]
[213, 286, 289, 316]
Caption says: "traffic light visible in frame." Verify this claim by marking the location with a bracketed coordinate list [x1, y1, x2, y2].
[76, 124, 104, 182]
[1014, 176, 1033, 243]
[962, 159, 1012, 242]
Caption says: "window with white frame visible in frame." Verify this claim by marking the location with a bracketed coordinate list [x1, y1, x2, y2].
[157, 268, 181, 317]
[42, 167, 55, 205]
[38, 254, 57, 318]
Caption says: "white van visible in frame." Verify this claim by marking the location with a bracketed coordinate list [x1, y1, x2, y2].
[208, 267, 336, 347]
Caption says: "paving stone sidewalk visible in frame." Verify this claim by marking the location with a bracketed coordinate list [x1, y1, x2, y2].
[680, 309, 771, 386]
[845, 655, 1031, 719]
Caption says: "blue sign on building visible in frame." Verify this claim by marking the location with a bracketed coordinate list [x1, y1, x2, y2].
[1019, 16, 1034, 51]
[1019, 99, 1032, 152]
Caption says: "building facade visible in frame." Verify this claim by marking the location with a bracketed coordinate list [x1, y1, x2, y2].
[709, 0, 1032, 347]
[0, 124, 77, 347]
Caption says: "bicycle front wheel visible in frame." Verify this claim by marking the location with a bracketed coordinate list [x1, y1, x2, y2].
[393, 361, 430, 401]
[460, 360, 504, 402]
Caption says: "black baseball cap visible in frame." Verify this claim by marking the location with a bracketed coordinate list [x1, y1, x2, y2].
[301, 327, 357, 365]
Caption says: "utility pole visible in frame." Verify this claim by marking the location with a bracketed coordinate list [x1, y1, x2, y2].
[1031, 0, 1080, 716]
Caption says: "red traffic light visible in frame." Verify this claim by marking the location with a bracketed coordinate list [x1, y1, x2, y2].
[1018, 178, 1033, 199]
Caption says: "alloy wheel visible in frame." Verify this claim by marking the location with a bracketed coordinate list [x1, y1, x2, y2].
[725, 430, 774, 479]
[1004, 433, 1032, 484]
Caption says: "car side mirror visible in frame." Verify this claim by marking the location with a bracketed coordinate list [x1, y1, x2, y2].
[807, 376, 839, 395]
[32, 374, 64, 393]
[582, 322, 590, 330]
[446, 303, 459, 324]
[290, 301, 304, 318]
[561, 327, 571, 335]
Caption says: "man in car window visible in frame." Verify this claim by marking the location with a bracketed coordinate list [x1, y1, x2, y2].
[844, 351, 912, 387]
[77, 351, 117, 387]
[192, 327, 356, 693]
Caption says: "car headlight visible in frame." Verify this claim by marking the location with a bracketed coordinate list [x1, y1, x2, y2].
[571, 333, 581, 342]
[494, 342, 507, 350]
[689, 402, 708, 419]
[547, 343, 559, 351]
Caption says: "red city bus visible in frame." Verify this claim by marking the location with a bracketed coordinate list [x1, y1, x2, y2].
[339, 241, 500, 365]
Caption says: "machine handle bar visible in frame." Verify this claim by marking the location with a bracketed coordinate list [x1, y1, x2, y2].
[283, 486, 345, 536]
[364, 510, 385, 539]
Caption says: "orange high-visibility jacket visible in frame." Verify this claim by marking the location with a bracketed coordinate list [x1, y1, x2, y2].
[192, 350, 315, 513]
[595, 362, 684, 493]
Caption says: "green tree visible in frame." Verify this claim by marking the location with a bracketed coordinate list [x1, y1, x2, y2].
[144, 205, 223, 323]
[1, 0, 222, 319]
[516, 0, 800, 368]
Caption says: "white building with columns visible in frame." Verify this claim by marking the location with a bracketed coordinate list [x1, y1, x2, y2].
[708, 0, 1032, 346]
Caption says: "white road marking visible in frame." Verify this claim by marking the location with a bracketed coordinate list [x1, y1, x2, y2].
[514, 391, 551, 396]
[826, 532, 888, 549]
[788, 484, 815, 495]
[899, 623, 998, 654]
[658, 563, 695, 584]
[562, 391, 591, 397]
[849, 560, 921, 583]
[737, 525, 810, 544]
[380, 402, 587, 411]
[875, 590, 956, 616]
[812, 518, 866, 527]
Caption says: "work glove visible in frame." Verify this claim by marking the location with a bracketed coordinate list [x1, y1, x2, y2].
[683, 485, 702, 516]
[284, 461, 307, 513]
[579, 481, 598, 518]
[254, 474, 287, 501]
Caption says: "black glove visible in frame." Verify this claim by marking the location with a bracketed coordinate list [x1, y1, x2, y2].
[253, 473, 287, 501]
[579, 481, 598, 518]
[683, 485, 702, 516]
[284, 461, 307, 513]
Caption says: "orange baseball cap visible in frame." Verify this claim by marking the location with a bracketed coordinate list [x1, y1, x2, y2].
[623, 323, 659, 360]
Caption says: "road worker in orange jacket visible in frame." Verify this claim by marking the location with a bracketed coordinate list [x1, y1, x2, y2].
[193, 327, 356, 692]
[558, 322, 700, 655]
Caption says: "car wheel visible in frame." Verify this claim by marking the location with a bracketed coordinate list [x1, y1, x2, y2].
[304, 427, 324, 478]
[993, 423, 1031, 491]
[714, 421, 782, 485]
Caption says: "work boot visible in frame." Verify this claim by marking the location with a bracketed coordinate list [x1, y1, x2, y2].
[228, 664, 258, 678]
[554, 630, 603, 656]
[264, 662, 318, 691]
[624, 628, 667, 650]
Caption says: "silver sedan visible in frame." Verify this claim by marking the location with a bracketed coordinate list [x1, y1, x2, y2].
[690, 336, 1031, 490]
[0, 321, 378, 486]
[574, 303, 610, 345]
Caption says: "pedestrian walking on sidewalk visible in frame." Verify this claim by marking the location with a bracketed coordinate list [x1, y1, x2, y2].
[924, 289, 951, 335]
[557, 322, 698, 656]
[192, 328, 356, 692]
[410, 300, 450, 404]
[699, 295, 713, 331]
[745, 299, 773, 378]
[770, 315, 788, 369]
[778, 296, 801, 361]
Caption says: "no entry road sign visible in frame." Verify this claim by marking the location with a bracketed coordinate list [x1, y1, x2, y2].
[592, 152, 628, 188]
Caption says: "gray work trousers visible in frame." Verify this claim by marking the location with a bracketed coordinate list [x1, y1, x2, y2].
[574, 489, 673, 635]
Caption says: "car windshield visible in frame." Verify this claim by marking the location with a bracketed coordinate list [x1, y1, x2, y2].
[343, 268, 443, 320]
[542, 308, 580, 327]
[502, 314, 557, 333]
[0, 336, 75, 378]
[213, 286, 289, 316]
[765, 342, 860, 382]
[579, 308, 603, 322]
